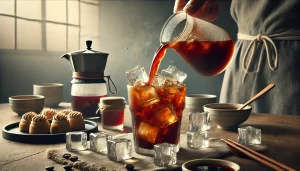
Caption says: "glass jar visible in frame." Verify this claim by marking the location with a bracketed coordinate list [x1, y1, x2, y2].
[99, 97, 126, 130]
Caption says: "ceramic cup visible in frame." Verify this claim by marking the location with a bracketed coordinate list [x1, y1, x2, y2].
[33, 83, 63, 107]
[185, 94, 217, 113]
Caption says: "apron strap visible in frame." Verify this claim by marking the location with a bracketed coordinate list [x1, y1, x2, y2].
[238, 31, 300, 83]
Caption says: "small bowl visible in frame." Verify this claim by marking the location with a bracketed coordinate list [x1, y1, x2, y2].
[203, 103, 252, 129]
[185, 94, 217, 112]
[9, 95, 45, 116]
[182, 158, 240, 171]
[33, 83, 63, 107]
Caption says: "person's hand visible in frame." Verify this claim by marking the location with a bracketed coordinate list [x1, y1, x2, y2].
[174, 0, 219, 22]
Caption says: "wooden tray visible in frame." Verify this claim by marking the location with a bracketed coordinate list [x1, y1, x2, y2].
[2, 120, 98, 144]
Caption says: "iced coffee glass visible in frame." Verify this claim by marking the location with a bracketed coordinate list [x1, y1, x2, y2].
[127, 83, 186, 156]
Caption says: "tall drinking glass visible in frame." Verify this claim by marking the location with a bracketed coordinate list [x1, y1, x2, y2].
[127, 84, 186, 156]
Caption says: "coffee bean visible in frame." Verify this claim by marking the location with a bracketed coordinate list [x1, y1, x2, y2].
[63, 164, 73, 170]
[63, 153, 71, 159]
[69, 156, 78, 162]
[45, 166, 55, 171]
[124, 164, 134, 171]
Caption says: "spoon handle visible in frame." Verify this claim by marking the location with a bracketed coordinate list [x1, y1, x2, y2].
[237, 84, 275, 110]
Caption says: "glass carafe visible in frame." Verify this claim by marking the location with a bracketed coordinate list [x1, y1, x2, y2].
[160, 12, 234, 76]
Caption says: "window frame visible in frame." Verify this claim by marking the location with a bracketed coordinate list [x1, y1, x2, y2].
[0, 0, 99, 53]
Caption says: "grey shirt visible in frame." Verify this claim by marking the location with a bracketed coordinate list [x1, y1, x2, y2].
[230, 0, 300, 35]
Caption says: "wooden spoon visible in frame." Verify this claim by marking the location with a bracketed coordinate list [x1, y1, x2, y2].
[237, 84, 275, 110]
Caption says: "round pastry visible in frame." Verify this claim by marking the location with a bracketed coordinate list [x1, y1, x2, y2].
[29, 115, 50, 134]
[42, 108, 57, 120]
[19, 111, 38, 132]
[68, 111, 85, 130]
[51, 113, 72, 133]
[60, 109, 73, 116]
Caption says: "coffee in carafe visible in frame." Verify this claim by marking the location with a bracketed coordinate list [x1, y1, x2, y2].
[148, 12, 234, 83]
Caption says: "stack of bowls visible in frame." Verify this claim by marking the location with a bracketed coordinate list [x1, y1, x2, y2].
[185, 94, 217, 113]
[9, 95, 45, 116]
[33, 83, 63, 107]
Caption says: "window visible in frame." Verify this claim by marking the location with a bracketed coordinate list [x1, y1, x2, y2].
[0, 0, 100, 52]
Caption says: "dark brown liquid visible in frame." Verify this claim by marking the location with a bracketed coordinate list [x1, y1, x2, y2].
[187, 163, 235, 171]
[72, 95, 107, 117]
[148, 40, 234, 84]
[128, 85, 186, 149]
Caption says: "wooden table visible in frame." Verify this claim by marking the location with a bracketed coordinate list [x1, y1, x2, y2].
[0, 103, 300, 171]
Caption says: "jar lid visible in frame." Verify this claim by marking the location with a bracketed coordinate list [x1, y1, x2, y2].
[100, 97, 126, 106]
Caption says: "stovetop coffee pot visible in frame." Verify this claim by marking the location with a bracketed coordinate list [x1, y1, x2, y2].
[61, 40, 108, 75]
[61, 40, 117, 117]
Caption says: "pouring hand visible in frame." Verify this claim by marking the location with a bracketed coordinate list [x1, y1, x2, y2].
[174, 0, 219, 22]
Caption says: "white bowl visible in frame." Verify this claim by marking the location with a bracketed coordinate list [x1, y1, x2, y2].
[182, 158, 240, 171]
[33, 83, 63, 107]
[204, 103, 252, 129]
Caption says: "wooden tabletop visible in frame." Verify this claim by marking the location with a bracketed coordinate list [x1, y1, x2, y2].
[0, 103, 300, 171]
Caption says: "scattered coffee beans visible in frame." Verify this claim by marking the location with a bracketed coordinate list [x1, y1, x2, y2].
[124, 164, 135, 171]
[63, 153, 71, 159]
[69, 156, 78, 162]
[45, 166, 55, 171]
[63, 164, 73, 171]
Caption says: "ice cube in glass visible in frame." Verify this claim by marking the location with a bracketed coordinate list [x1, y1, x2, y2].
[189, 112, 211, 131]
[132, 85, 160, 107]
[66, 132, 87, 151]
[107, 138, 132, 161]
[161, 65, 187, 82]
[126, 65, 149, 86]
[154, 143, 177, 167]
[238, 126, 261, 146]
[155, 105, 178, 128]
[90, 132, 112, 153]
[137, 121, 159, 144]
[187, 131, 209, 149]
[151, 74, 166, 86]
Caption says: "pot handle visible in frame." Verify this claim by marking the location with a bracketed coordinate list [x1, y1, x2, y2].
[104, 75, 117, 94]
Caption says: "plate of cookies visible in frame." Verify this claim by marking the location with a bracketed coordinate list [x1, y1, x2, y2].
[2, 109, 98, 144]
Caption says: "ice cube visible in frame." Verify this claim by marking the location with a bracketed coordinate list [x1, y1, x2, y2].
[155, 105, 178, 128]
[107, 138, 132, 161]
[187, 131, 209, 149]
[90, 132, 112, 153]
[161, 65, 187, 82]
[189, 112, 211, 131]
[126, 65, 149, 86]
[238, 126, 261, 146]
[132, 85, 160, 107]
[137, 122, 159, 144]
[151, 74, 166, 87]
[66, 132, 88, 151]
[154, 143, 177, 167]
[156, 86, 178, 103]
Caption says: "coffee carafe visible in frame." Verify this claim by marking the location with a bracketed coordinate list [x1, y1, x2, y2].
[61, 40, 117, 117]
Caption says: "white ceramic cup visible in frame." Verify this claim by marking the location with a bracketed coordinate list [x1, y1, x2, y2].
[33, 83, 63, 107]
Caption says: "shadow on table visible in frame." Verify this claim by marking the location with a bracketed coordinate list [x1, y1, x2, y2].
[239, 123, 300, 136]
